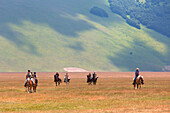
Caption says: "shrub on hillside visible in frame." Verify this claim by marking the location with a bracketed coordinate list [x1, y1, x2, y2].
[90, 7, 109, 17]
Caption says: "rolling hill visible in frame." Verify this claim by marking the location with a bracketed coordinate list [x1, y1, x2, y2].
[0, 0, 170, 72]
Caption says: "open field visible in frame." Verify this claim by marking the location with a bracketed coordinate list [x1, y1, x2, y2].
[0, 72, 170, 113]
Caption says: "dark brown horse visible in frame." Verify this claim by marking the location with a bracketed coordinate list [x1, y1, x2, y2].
[33, 78, 38, 92]
[87, 75, 98, 85]
[54, 76, 62, 86]
[87, 76, 92, 85]
[134, 75, 144, 89]
[92, 76, 98, 85]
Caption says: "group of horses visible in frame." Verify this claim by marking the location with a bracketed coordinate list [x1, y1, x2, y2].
[25, 78, 37, 93]
[54, 76, 70, 86]
[86, 76, 99, 85]
[25, 73, 144, 93]
[54, 74, 99, 86]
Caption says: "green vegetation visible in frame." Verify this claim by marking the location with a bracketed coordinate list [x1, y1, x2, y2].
[108, 0, 170, 37]
[90, 7, 109, 17]
[0, 0, 169, 72]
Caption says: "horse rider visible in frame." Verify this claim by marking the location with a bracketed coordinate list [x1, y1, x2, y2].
[132, 68, 144, 85]
[54, 72, 59, 82]
[68, 73, 70, 82]
[64, 73, 70, 82]
[87, 73, 91, 82]
[33, 72, 38, 86]
[24, 70, 34, 87]
[30, 71, 35, 86]
[93, 72, 97, 80]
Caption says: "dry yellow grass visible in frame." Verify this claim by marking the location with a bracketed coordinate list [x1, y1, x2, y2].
[0, 72, 170, 113]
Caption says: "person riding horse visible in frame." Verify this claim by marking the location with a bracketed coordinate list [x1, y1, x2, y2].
[33, 72, 38, 86]
[87, 73, 92, 83]
[93, 72, 97, 80]
[92, 72, 98, 85]
[54, 72, 60, 81]
[64, 73, 70, 85]
[132, 68, 144, 85]
[24, 70, 34, 87]
[54, 72, 62, 86]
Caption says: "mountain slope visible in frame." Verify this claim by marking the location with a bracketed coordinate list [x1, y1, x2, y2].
[0, 0, 170, 72]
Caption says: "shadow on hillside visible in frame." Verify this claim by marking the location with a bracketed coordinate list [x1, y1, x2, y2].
[67, 42, 85, 51]
[144, 29, 170, 65]
[0, 25, 41, 56]
[107, 35, 169, 71]
[0, 0, 99, 54]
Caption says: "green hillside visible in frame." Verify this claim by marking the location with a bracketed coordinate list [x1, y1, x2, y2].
[0, 0, 169, 72]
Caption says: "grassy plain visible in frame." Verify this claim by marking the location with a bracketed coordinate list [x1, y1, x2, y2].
[0, 72, 170, 113]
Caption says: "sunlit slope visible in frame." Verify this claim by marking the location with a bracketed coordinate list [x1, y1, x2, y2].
[0, 0, 169, 72]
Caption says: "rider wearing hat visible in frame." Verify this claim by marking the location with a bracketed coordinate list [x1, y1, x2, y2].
[24, 70, 31, 87]
[132, 68, 140, 85]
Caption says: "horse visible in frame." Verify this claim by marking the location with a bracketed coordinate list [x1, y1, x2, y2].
[64, 76, 70, 85]
[92, 76, 98, 85]
[134, 75, 144, 89]
[54, 77, 62, 86]
[87, 76, 92, 85]
[33, 78, 38, 92]
[25, 78, 33, 93]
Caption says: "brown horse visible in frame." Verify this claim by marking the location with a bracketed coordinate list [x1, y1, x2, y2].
[25, 78, 33, 93]
[33, 79, 37, 92]
[134, 75, 144, 89]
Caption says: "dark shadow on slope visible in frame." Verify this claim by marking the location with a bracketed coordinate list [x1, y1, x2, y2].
[0, 0, 96, 37]
[67, 42, 84, 51]
[0, 25, 41, 56]
[107, 36, 169, 71]
[144, 29, 170, 65]
[108, 54, 163, 72]
[0, 0, 97, 54]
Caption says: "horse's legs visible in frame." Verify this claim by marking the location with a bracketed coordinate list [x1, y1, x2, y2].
[29, 86, 32, 93]
[137, 84, 139, 89]
[28, 86, 30, 93]
[34, 86, 36, 92]
[139, 84, 141, 89]
[56, 82, 57, 86]
[25, 86, 27, 92]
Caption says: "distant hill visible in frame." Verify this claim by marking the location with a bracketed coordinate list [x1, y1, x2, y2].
[0, 0, 170, 72]
[108, 0, 170, 37]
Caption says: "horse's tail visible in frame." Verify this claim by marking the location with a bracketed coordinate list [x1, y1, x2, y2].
[140, 75, 144, 84]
